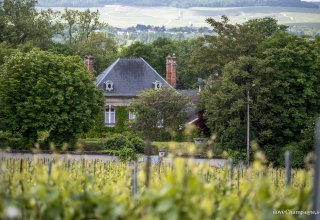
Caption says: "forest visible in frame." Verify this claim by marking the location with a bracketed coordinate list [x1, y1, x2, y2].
[37, 0, 318, 8]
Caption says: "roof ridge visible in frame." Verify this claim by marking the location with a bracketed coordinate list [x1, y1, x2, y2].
[119, 57, 141, 60]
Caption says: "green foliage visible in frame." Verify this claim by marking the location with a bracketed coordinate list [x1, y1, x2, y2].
[0, 49, 104, 148]
[103, 133, 134, 150]
[129, 136, 146, 153]
[202, 32, 320, 166]
[223, 149, 247, 163]
[0, 42, 16, 67]
[130, 87, 190, 140]
[83, 106, 130, 138]
[103, 133, 145, 153]
[176, 39, 202, 88]
[121, 41, 155, 63]
[0, 2, 117, 78]
[0, 0, 61, 48]
[0, 157, 313, 219]
[253, 33, 320, 166]
[114, 106, 130, 133]
[0, 131, 23, 149]
[61, 8, 106, 46]
[102, 133, 144, 160]
[59, 9, 118, 75]
[75, 33, 118, 74]
[190, 16, 286, 77]
[118, 147, 138, 161]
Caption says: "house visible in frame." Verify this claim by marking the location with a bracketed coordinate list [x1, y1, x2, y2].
[90, 54, 200, 130]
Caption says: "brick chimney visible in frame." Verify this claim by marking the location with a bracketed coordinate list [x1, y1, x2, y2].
[170, 53, 177, 88]
[84, 55, 94, 77]
[165, 54, 177, 88]
[166, 55, 172, 85]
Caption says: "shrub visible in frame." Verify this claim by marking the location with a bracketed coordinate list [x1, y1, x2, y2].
[102, 134, 146, 161]
[128, 136, 145, 153]
[0, 131, 24, 149]
[118, 147, 138, 161]
[279, 143, 306, 168]
[103, 134, 134, 150]
[223, 149, 247, 164]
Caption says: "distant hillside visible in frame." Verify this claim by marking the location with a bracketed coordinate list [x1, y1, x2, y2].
[37, 0, 318, 8]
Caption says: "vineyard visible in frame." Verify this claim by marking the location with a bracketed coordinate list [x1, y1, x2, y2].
[0, 154, 314, 219]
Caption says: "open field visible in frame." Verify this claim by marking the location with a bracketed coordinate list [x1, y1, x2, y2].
[38, 5, 320, 27]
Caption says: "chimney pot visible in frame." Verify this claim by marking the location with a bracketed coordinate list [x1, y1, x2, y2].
[170, 54, 177, 88]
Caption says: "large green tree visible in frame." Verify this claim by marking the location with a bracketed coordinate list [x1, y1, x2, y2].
[129, 87, 190, 140]
[0, 0, 61, 48]
[0, 49, 104, 148]
[61, 8, 106, 46]
[202, 33, 320, 166]
[190, 16, 287, 77]
[176, 39, 202, 88]
[75, 33, 118, 74]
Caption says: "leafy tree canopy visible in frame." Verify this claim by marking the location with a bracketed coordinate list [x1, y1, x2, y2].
[0, 0, 61, 48]
[190, 16, 287, 78]
[129, 87, 190, 140]
[202, 33, 320, 166]
[74, 33, 119, 74]
[0, 49, 104, 148]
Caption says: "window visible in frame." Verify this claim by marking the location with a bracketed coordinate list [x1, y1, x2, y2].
[129, 112, 136, 120]
[156, 119, 164, 128]
[105, 80, 114, 91]
[105, 105, 115, 127]
[153, 81, 162, 89]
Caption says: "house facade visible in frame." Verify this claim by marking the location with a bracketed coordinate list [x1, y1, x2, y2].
[94, 56, 178, 127]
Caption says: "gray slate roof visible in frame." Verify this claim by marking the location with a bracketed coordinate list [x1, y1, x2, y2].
[96, 58, 172, 96]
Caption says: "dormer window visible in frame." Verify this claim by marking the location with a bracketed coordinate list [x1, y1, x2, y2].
[153, 81, 162, 89]
[105, 80, 114, 91]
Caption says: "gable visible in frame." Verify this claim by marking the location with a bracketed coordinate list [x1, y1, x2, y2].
[96, 58, 172, 96]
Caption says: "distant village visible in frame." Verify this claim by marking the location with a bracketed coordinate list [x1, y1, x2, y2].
[107, 24, 213, 44]
[112, 24, 212, 34]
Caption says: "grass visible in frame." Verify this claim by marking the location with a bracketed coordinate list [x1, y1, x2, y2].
[151, 141, 216, 158]
[78, 139, 212, 157]
[77, 138, 106, 151]
[38, 5, 320, 28]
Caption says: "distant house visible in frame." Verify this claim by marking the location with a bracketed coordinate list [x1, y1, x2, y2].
[88, 54, 199, 130]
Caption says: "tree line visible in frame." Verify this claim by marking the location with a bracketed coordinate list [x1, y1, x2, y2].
[193, 16, 320, 166]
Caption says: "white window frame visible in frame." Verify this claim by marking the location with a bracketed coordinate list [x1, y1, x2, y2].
[156, 119, 164, 128]
[105, 105, 115, 127]
[129, 112, 136, 120]
[105, 80, 114, 91]
[153, 81, 162, 89]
